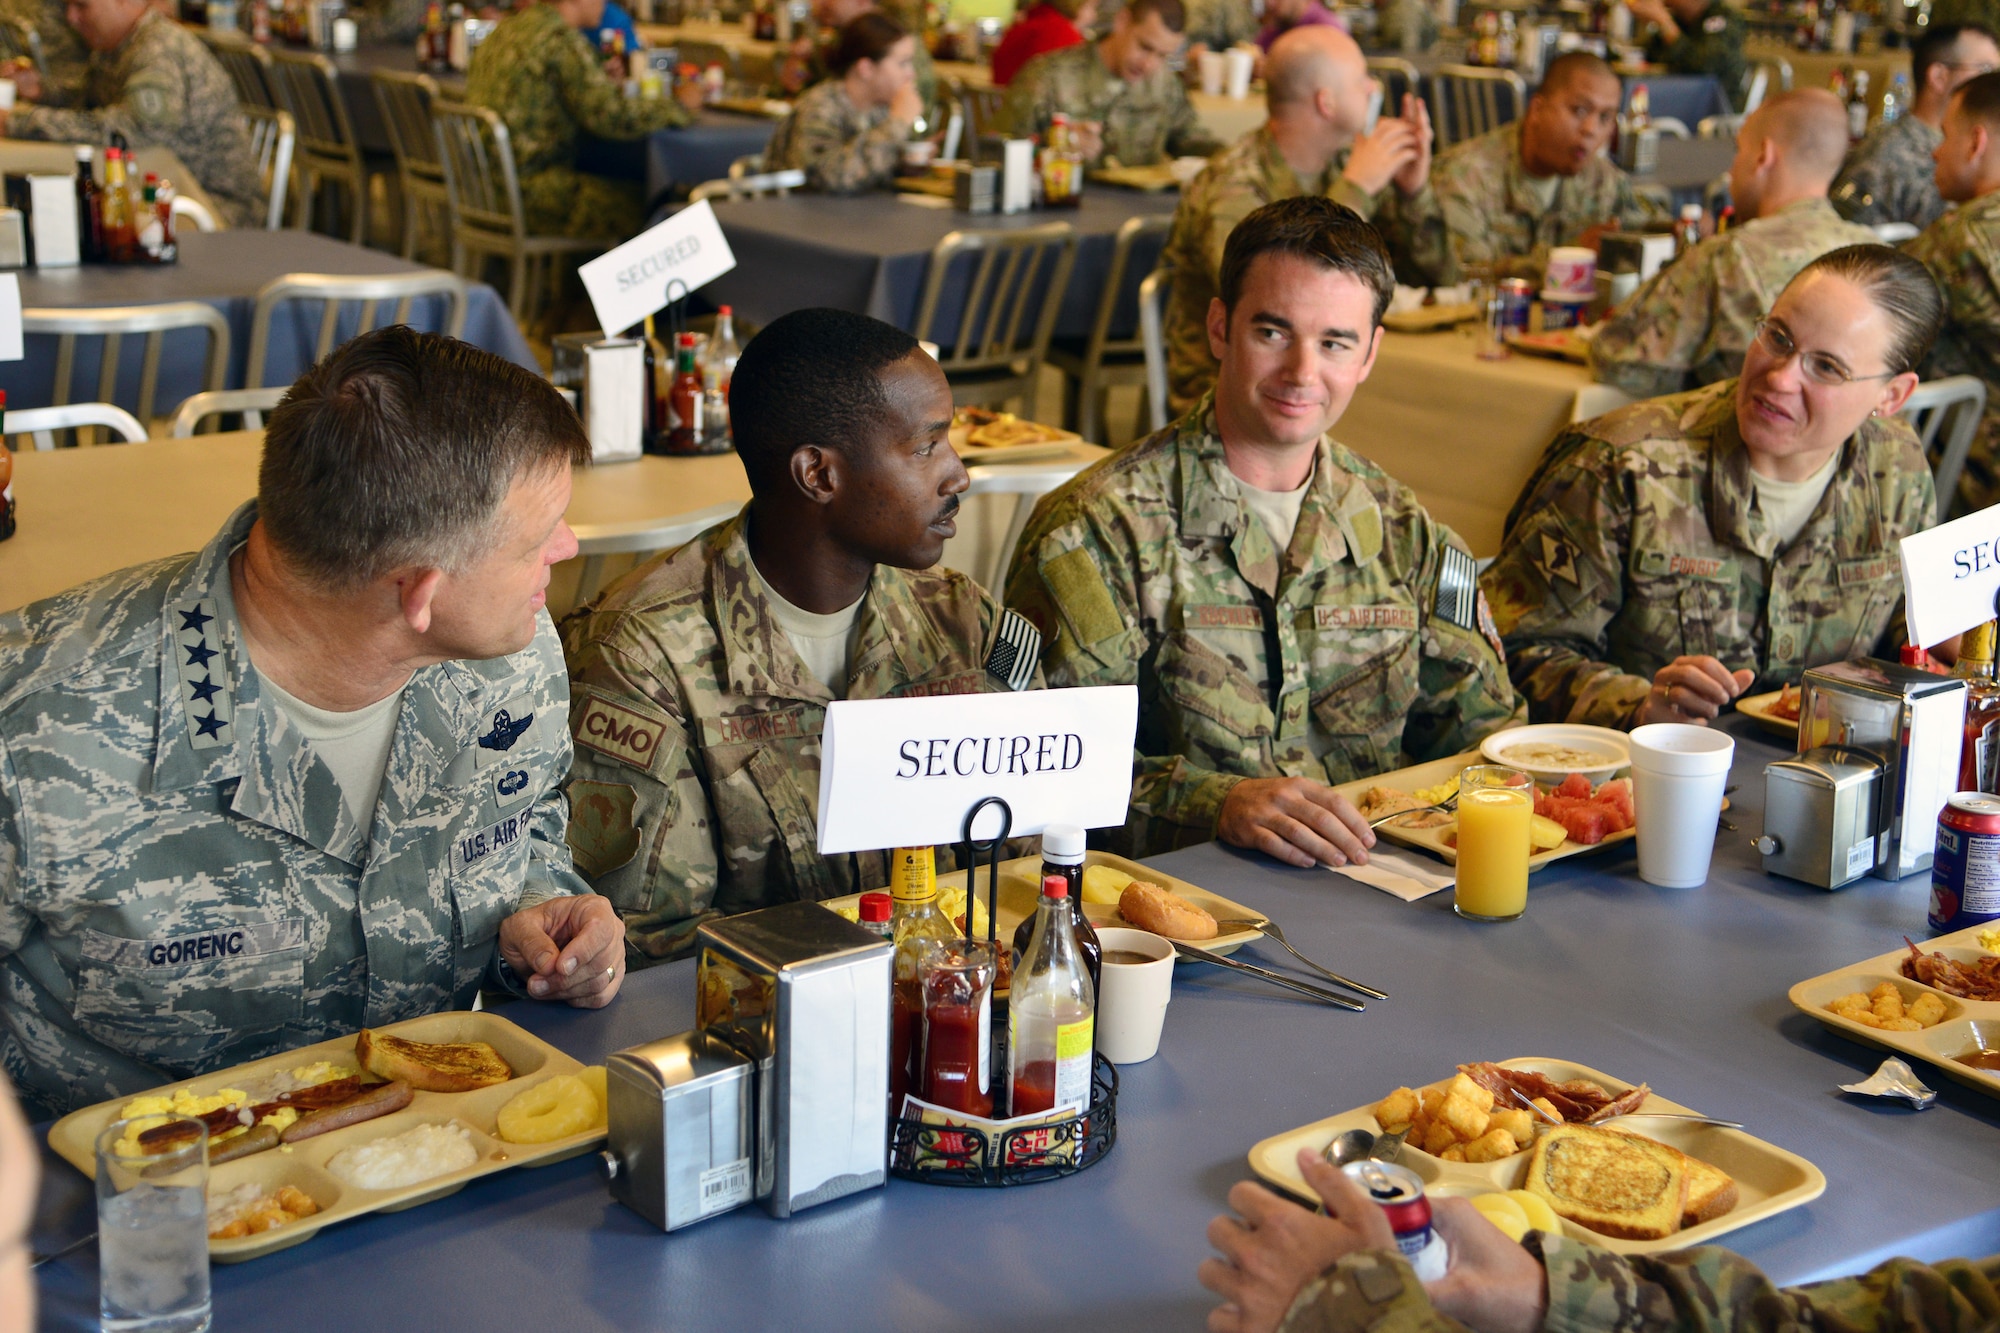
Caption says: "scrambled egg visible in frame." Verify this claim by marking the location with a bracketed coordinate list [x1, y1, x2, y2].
[120, 1087, 248, 1121]
[287, 1061, 352, 1088]
[1980, 927, 2000, 954]
[823, 894, 990, 933]
[1412, 775, 1461, 807]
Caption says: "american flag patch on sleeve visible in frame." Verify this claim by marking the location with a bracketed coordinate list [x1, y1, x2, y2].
[985, 609, 1042, 691]
[1435, 546, 1479, 632]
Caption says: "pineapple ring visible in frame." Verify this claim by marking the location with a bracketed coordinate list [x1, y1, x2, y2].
[496, 1074, 602, 1144]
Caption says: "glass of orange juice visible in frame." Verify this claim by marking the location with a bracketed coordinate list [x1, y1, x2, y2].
[1454, 765, 1532, 922]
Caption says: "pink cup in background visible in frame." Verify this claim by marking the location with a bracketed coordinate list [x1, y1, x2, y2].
[1544, 246, 1596, 294]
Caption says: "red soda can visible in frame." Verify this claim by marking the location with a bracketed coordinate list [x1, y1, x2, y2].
[1496, 279, 1533, 335]
[1340, 1160, 1433, 1257]
[1930, 792, 2000, 932]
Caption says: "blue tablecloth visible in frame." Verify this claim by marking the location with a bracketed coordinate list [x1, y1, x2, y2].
[0, 231, 536, 417]
[30, 718, 2000, 1329]
[1625, 73, 1731, 129]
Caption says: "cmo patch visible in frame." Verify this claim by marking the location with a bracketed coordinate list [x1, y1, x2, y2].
[575, 694, 669, 773]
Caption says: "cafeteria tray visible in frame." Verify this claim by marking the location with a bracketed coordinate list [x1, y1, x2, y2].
[892, 169, 957, 198]
[1735, 688, 1800, 740]
[1248, 1056, 1826, 1255]
[710, 95, 792, 117]
[948, 417, 1087, 463]
[1380, 301, 1480, 333]
[1087, 163, 1181, 191]
[822, 850, 1263, 958]
[1330, 753, 1635, 873]
[1787, 923, 2000, 1102]
[1506, 329, 1591, 362]
[48, 1011, 605, 1263]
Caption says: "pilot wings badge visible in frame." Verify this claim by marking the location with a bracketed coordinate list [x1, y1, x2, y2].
[479, 707, 535, 752]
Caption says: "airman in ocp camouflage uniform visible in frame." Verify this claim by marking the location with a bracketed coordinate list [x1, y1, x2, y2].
[1833, 112, 1949, 230]
[1590, 198, 1876, 398]
[0, 504, 588, 1119]
[1275, 1234, 2000, 1333]
[1003, 396, 1518, 860]
[764, 79, 909, 192]
[0, 0, 86, 103]
[1905, 187, 2000, 513]
[561, 513, 1042, 963]
[5, 9, 259, 227]
[1479, 380, 1933, 728]
[1642, 0, 1749, 112]
[1186, 0, 1259, 51]
[1002, 39, 1220, 167]
[773, 30, 940, 114]
[466, 0, 691, 240]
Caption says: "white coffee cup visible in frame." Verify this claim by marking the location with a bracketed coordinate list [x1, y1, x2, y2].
[1544, 245, 1596, 294]
[0, 80, 18, 111]
[1224, 47, 1255, 100]
[1094, 927, 1174, 1064]
[1198, 49, 1226, 95]
[1628, 723, 1735, 888]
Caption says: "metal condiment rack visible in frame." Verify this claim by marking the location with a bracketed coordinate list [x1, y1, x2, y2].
[886, 796, 1119, 1187]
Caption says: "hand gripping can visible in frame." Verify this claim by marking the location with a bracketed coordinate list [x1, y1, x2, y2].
[1930, 792, 2000, 931]
[1341, 1160, 1449, 1281]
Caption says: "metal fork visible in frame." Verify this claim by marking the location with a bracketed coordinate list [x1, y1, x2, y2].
[1366, 792, 1460, 829]
[1212, 917, 1387, 1000]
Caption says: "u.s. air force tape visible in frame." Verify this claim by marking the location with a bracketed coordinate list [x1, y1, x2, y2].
[1435, 545, 1479, 632]
[985, 609, 1042, 691]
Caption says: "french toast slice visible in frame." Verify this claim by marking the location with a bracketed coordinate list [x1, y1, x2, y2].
[1523, 1123, 1689, 1241]
[1680, 1153, 1739, 1227]
[356, 1028, 513, 1092]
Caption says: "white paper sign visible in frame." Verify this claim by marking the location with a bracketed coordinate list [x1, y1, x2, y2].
[0, 274, 20, 361]
[815, 686, 1138, 854]
[1899, 507, 2000, 648]
[577, 200, 736, 337]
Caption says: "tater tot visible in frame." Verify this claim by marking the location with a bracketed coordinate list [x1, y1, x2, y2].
[1439, 1144, 1468, 1162]
[1848, 1011, 1884, 1028]
[1829, 992, 1871, 1015]
[1445, 1073, 1496, 1113]
[1880, 1017, 1925, 1032]
[1908, 994, 1947, 1027]
[1530, 1097, 1561, 1123]
[1440, 1093, 1490, 1142]
[1422, 1120, 1458, 1155]
[1419, 1086, 1448, 1117]
[1374, 1087, 1420, 1131]
[1462, 1127, 1519, 1163]
[1870, 981, 1899, 1000]
[1488, 1107, 1535, 1148]
[1872, 991, 1905, 1021]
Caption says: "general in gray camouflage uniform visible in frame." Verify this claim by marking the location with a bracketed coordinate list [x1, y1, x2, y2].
[467, 0, 691, 240]
[1002, 33, 1220, 166]
[765, 78, 910, 192]
[1591, 198, 1876, 398]
[1834, 112, 1948, 229]
[6, 9, 258, 228]
[1480, 379, 1933, 728]
[1005, 395, 1517, 859]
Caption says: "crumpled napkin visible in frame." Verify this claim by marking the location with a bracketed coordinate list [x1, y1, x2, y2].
[1327, 846, 1454, 901]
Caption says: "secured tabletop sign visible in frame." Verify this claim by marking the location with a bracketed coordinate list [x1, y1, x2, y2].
[1900, 506, 2000, 649]
[578, 200, 736, 337]
[815, 686, 1138, 854]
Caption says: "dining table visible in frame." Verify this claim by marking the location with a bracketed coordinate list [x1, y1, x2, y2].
[26, 715, 2000, 1329]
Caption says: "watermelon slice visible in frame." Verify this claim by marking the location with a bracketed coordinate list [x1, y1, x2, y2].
[1554, 772, 1592, 800]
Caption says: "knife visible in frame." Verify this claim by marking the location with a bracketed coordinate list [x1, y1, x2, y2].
[1172, 942, 1366, 1012]
[1369, 1126, 1409, 1162]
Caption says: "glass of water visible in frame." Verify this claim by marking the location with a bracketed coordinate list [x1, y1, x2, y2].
[94, 1115, 211, 1333]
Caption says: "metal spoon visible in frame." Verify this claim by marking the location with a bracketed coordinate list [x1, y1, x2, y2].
[1212, 917, 1387, 1000]
[1322, 1127, 1376, 1166]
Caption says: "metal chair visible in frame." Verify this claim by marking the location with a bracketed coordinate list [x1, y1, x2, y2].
[1871, 221, 1920, 243]
[1138, 267, 1170, 434]
[7, 402, 148, 451]
[1739, 62, 1771, 114]
[167, 387, 290, 436]
[1045, 213, 1170, 444]
[1696, 112, 1744, 140]
[267, 48, 372, 243]
[961, 84, 1008, 161]
[244, 105, 296, 232]
[913, 222, 1077, 413]
[961, 462, 1090, 591]
[431, 100, 608, 329]
[1569, 383, 1636, 424]
[689, 168, 806, 202]
[22, 303, 231, 425]
[1899, 375, 1988, 519]
[1430, 65, 1526, 148]
[170, 195, 218, 233]
[1651, 116, 1691, 139]
[244, 271, 468, 388]
[199, 30, 280, 111]
[373, 70, 450, 260]
[570, 500, 740, 605]
[726, 153, 767, 178]
[1365, 56, 1421, 113]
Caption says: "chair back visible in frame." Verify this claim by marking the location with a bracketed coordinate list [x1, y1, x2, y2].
[201, 31, 280, 111]
[244, 105, 295, 231]
[1082, 214, 1171, 370]
[1740, 62, 1771, 112]
[1650, 115, 1691, 138]
[245, 271, 469, 387]
[689, 168, 806, 202]
[168, 386, 289, 437]
[373, 70, 446, 182]
[23, 302, 231, 423]
[267, 50, 360, 166]
[913, 222, 1077, 384]
[432, 100, 527, 242]
[8, 402, 148, 451]
[1696, 112, 1743, 139]
[170, 195, 218, 233]
[1431, 65, 1526, 147]
[726, 153, 766, 178]
[1364, 57, 1421, 114]
[1871, 221, 1920, 243]
[1569, 383, 1636, 424]
[1899, 375, 1988, 519]
[1138, 267, 1170, 434]
[962, 85, 1008, 160]
[962, 462, 1089, 591]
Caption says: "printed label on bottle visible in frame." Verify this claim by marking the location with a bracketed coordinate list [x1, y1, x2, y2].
[1054, 1018, 1092, 1113]
[891, 847, 936, 903]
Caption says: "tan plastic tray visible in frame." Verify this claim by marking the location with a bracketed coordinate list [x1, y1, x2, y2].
[48, 1011, 605, 1263]
[1381, 302, 1481, 333]
[1087, 163, 1181, 192]
[1787, 923, 2000, 1101]
[1735, 688, 1801, 740]
[948, 418, 1086, 464]
[823, 850, 1264, 958]
[1331, 753, 1635, 873]
[1247, 1056, 1826, 1255]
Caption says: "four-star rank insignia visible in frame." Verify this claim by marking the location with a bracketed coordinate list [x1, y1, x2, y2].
[1536, 533, 1581, 587]
[171, 597, 234, 750]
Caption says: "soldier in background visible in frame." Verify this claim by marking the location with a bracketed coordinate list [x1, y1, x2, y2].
[776, 0, 939, 111]
[1200, 1144, 2000, 1333]
[1482, 246, 1940, 730]
[1906, 69, 2000, 514]
[1003, 0, 1219, 168]
[766, 13, 922, 193]
[1629, 0, 1748, 111]
[0, 0, 88, 103]
[0, 328, 623, 1121]
[1161, 25, 1435, 414]
[1834, 23, 1998, 230]
[1006, 197, 1516, 866]
[1592, 90, 1875, 398]
[1185, 0, 1256, 58]
[467, 0, 695, 241]
[1407, 52, 1665, 284]
[561, 309, 1043, 966]
[991, 0, 1095, 86]
[0, 0, 258, 226]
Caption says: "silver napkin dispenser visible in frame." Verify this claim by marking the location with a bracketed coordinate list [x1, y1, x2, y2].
[696, 901, 892, 1218]
[1756, 745, 1884, 889]
[603, 1030, 754, 1232]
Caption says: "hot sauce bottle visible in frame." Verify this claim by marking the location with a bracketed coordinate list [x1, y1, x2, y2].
[888, 847, 954, 1115]
[666, 331, 704, 455]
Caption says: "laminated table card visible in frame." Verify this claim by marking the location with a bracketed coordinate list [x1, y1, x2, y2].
[578, 200, 736, 338]
[1902, 505, 2000, 649]
[816, 686, 1138, 853]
